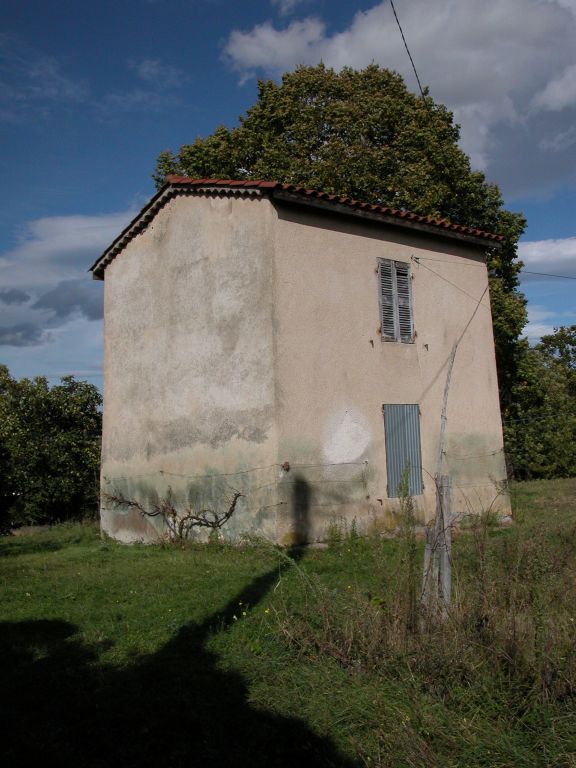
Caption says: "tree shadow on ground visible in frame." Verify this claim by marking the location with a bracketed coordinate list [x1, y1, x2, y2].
[0, 549, 359, 768]
[0, 535, 65, 557]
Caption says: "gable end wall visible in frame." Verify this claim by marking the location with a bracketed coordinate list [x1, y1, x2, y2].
[100, 193, 280, 542]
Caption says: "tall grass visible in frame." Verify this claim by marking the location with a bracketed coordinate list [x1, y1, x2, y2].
[263, 483, 576, 766]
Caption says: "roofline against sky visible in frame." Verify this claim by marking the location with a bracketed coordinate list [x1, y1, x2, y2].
[89, 178, 503, 280]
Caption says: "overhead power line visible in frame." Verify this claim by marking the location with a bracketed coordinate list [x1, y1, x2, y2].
[414, 255, 576, 281]
[389, 0, 426, 99]
[522, 270, 576, 281]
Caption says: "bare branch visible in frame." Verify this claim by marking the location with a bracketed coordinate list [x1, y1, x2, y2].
[103, 488, 243, 541]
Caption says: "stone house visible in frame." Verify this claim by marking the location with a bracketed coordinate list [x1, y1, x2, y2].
[91, 177, 509, 543]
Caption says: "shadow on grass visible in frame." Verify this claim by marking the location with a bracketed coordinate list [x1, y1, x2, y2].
[0, 523, 99, 557]
[0, 537, 66, 557]
[0, 548, 359, 768]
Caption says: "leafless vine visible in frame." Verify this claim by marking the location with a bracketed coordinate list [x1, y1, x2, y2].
[104, 487, 242, 540]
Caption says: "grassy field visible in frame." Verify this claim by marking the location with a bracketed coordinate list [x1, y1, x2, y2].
[1, 479, 575, 767]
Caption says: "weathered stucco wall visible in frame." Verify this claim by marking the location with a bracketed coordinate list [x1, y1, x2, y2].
[100, 193, 281, 542]
[271, 203, 508, 540]
[99, 190, 508, 544]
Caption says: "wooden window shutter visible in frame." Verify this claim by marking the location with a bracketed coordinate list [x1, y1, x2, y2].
[379, 259, 396, 340]
[378, 259, 413, 342]
[395, 261, 413, 342]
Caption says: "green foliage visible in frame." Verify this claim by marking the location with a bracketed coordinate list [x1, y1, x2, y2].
[0, 364, 102, 528]
[538, 324, 576, 397]
[325, 517, 344, 550]
[155, 65, 522, 236]
[504, 327, 576, 478]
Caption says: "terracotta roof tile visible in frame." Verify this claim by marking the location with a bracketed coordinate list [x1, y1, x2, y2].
[91, 177, 503, 279]
[162, 173, 502, 245]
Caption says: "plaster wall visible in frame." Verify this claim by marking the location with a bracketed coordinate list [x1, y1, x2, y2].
[100, 193, 280, 542]
[271, 203, 508, 540]
[99, 191, 508, 544]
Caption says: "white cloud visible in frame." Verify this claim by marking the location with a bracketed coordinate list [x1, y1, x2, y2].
[523, 322, 557, 341]
[522, 305, 575, 343]
[0, 211, 133, 289]
[3, 315, 104, 384]
[0, 36, 185, 122]
[97, 89, 180, 114]
[271, 0, 312, 16]
[225, 18, 325, 79]
[95, 58, 185, 115]
[533, 63, 576, 111]
[519, 236, 576, 278]
[0, 210, 133, 348]
[128, 59, 186, 89]
[518, 240, 576, 343]
[545, 0, 576, 15]
[527, 306, 558, 324]
[223, 0, 576, 192]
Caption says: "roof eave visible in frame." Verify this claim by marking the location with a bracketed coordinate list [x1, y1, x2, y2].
[271, 189, 502, 251]
[89, 182, 269, 280]
[90, 179, 502, 279]
[89, 182, 173, 280]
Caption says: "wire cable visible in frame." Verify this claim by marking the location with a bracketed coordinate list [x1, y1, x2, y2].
[412, 255, 576, 283]
[389, 0, 426, 99]
[412, 256, 492, 307]
[521, 270, 576, 280]
[411, 254, 487, 267]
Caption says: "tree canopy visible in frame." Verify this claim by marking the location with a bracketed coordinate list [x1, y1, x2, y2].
[504, 326, 576, 479]
[156, 66, 502, 225]
[0, 365, 102, 531]
[155, 65, 524, 273]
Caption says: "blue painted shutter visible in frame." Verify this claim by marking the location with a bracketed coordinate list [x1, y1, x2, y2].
[383, 404, 424, 497]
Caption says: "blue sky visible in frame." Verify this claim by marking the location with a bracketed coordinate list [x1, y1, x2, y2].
[1, 0, 575, 386]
